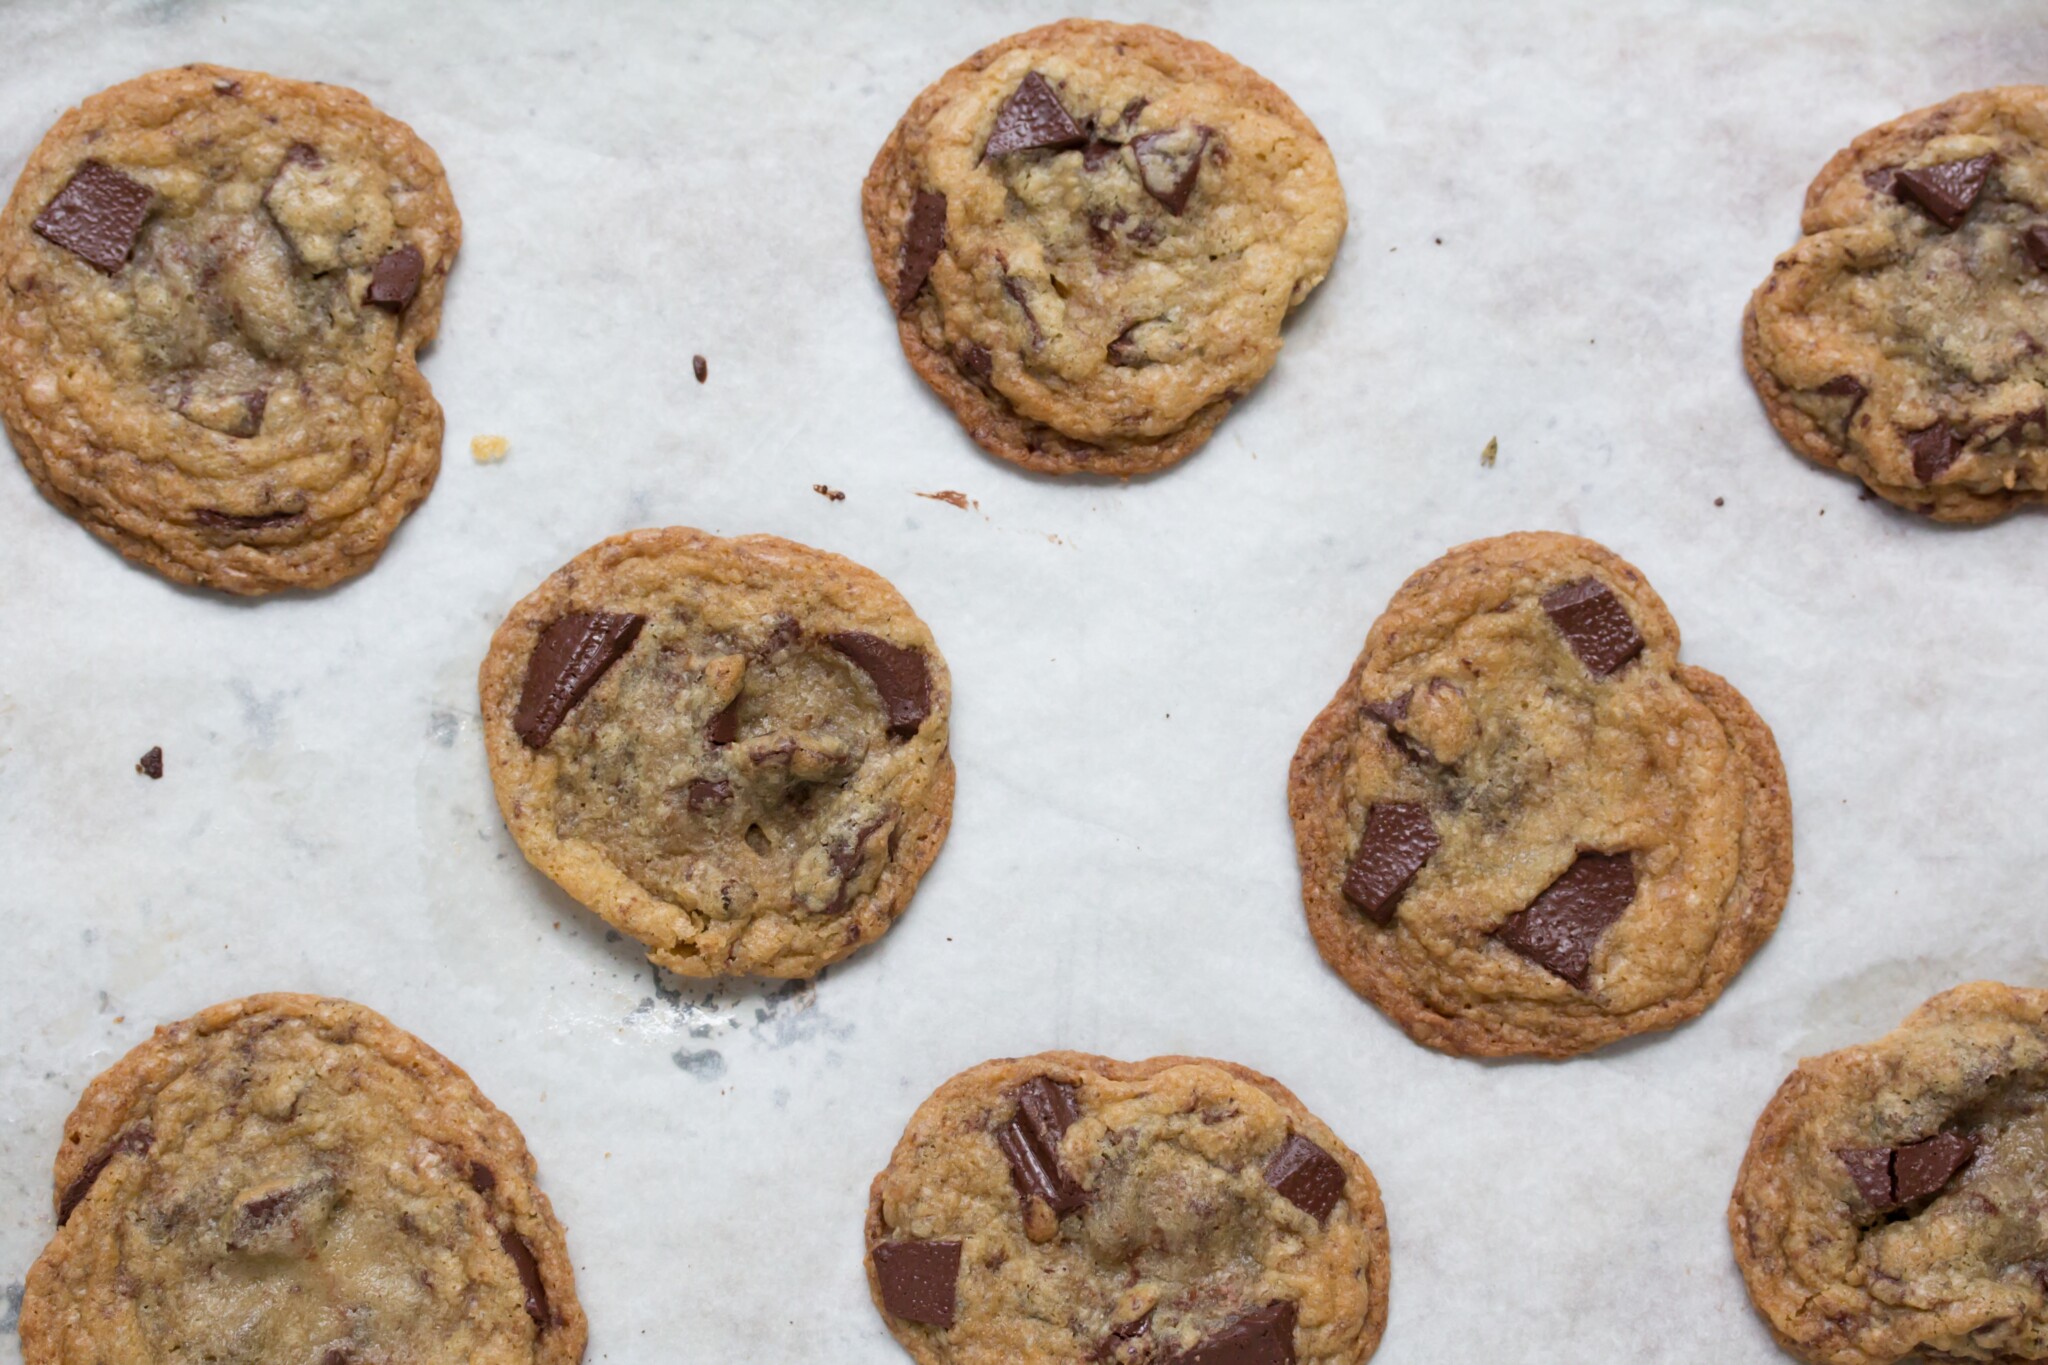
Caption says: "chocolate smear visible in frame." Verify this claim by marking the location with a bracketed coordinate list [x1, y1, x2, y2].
[1340, 802, 1438, 926]
[514, 612, 645, 748]
[1166, 1301, 1298, 1365]
[136, 746, 163, 779]
[995, 1076, 1086, 1216]
[1493, 851, 1636, 989]
[34, 161, 153, 273]
[1264, 1134, 1345, 1223]
[1093, 1310, 1154, 1361]
[1540, 577, 1644, 677]
[1905, 424, 1964, 483]
[57, 1124, 153, 1225]
[367, 245, 423, 310]
[1893, 155, 1994, 229]
[2024, 223, 2048, 271]
[983, 72, 1086, 160]
[896, 190, 947, 312]
[873, 1239, 961, 1327]
[825, 632, 932, 738]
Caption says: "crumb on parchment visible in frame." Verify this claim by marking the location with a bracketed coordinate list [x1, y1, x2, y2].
[813, 484, 845, 502]
[1481, 437, 1498, 467]
[917, 490, 973, 510]
[470, 435, 509, 464]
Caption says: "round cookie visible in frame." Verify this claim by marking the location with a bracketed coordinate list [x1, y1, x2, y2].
[1729, 982, 2048, 1364]
[1744, 86, 2048, 523]
[479, 527, 954, 980]
[19, 993, 584, 1365]
[862, 20, 1346, 477]
[864, 1051, 1390, 1365]
[0, 63, 460, 593]
[1288, 532, 1792, 1059]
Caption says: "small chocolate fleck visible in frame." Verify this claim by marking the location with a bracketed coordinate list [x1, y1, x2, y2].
[1092, 1309, 1154, 1361]
[1340, 802, 1438, 926]
[1540, 577, 1644, 677]
[1493, 852, 1636, 989]
[982, 71, 1086, 160]
[1264, 1134, 1345, 1223]
[2024, 223, 2048, 271]
[896, 190, 947, 313]
[282, 141, 323, 170]
[692, 354, 708, 384]
[1165, 1301, 1298, 1365]
[873, 1239, 961, 1327]
[57, 1124, 153, 1225]
[367, 245, 423, 310]
[685, 778, 733, 812]
[136, 746, 163, 779]
[825, 632, 933, 738]
[1892, 155, 1994, 229]
[497, 1225, 549, 1328]
[34, 161, 153, 273]
[1893, 1132, 1977, 1204]
[194, 508, 300, 532]
[995, 1077, 1086, 1217]
[1905, 424, 1965, 483]
[514, 612, 645, 748]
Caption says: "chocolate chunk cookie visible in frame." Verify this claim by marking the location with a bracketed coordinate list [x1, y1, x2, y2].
[862, 20, 1346, 477]
[0, 64, 460, 592]
[1730, 982, 2048, 1364]
[1744, 87, 2048, 522]
[1288, 533, 1792, 1059]
[479, 527, 954, 979]
[19, 994, 584, 1365]
[865, 1052, 1389, 1364]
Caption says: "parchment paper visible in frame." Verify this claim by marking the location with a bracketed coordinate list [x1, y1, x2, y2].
[4, 2, 2047, 1360]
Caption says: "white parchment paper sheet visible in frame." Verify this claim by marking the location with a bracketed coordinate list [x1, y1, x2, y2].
[4, 1, 2047, 1359]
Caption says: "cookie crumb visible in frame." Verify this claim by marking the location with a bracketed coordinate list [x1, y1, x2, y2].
[917, 490, 973, 510]
[1714, 496, 1725, 507]
[470, 435, 509, 464]
[136, 746, 163, 779]
[692, 354, 708, 384]
[1480, 437, 1498, 467]
[813, 484, 845, 502]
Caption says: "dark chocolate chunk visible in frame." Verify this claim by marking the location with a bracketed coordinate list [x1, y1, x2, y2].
[1905, 424, 1965, 483]
[367, 245, 424, 310]
[1166, 1301, 1298, 1365]
[896, 190, 947, 313]
[1863, 166, 1900, 196]
[136, 746, 163, 779]
[1817, 374, 1866, 412]
[706, 696, 742, 745]
[1492, 852, 1636, 989]
[1892, 155, 1994, 229]
[1339, 802, 1438, 926]
[983, 71, 1086, 160]
[824, 813, 891, 915]
[2025, 223, 2048, 271]
[497, 1225, 549, 1327]
[692, 354, 708, 383]
[469, 1162, 498, 1194]
[685, 778, 733, 812]
[1893, 1132, 1977, 1204]
[996, 1077, 1086, 1216]
[1361, 692, 1411, 727]
[1837, 1146, 1896, 1209]
[1263, 1134, 1345, 1223]
[56, 1124, 153, 1225]
[873, 1239, 961, 1327]
[514, 612, 645, 748]
[34, 161, 153, 273]
[1132, 126, 1211, 215]
[957, 342, 993, 381]
[825, 632, 933, 738]
[1092, 1310, 1154, 1361]
[1540, 577, 1644, 677]
[194, 507, 300, 531]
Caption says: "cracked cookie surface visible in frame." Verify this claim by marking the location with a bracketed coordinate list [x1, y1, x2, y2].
[862, 20, 1345, 477]
[1744, 86, 2048, 523]
[865, 1052, 1389, 1365]
[480, 527, 954, 979]
[1729, 982, 2048, 1364]
[19, 994, 584, 1365]
[1288, 533, 1792, 1059]
[0, 63, 460, 592]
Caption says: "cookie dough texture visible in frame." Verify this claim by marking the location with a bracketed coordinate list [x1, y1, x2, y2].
[1289, 533, 1792, 1059]
[19, 994, 584, 1365]
[1730, 982, 2048, 1364]
[863, 20, 1346, 476]
[0, 64, 460, 592]
[480, 527, 954, 979]
[865, 1052, 1389, 1364]
[1744, 86, 2048, 522]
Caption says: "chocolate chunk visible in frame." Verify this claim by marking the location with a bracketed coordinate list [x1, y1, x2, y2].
[692, 354, 708, 383]
[1817, 374, 1866, 408]
[1905, 424, 1965, 483]
[896, 190, 947, 313]
[983, 71, 1086, 159]
[1083, 138, 1123, 171]
[2025, 223, 2048, 271]
[1092, 1310, 1154, 1361]
[1263, 1134, 1345, 1223]
[706, 696, 742, 745]
[685, 778, 733, 812]
[56, 1124, 153, 1225]
[514, 612, 645, 748]
[1837, 1146, 1896, 1209]
[194, 507, 300, 531]
[469, 1162, 497, 1194]
[136, 746, 163, 779]
[367, 244, 424, 309]
[1493, 852, 1636, 989]
[824, 813, 891, 915]
[1166, 1302, 1298, 1365]
[282, 141, 323, 170]
[1863, 166, 1900, 196]
[1107, 320, 1153, 367]
[825, 632, 933, 738]
[872, 1239, 961, 1328]
[497, 1225, 550, 1327]
[1893, 1132, 1977, 1204]
[34, 161, 153, 273]
[957, 342, 993, 381]
[1540, 577, 1644, 677]
[995, 1076, 1086, 1218]
[1339, 802, 1438, 926]
[1361, 692, 1411, 727]
[1892, 155, 1994, 229]
[1132, 127, 1211, 215]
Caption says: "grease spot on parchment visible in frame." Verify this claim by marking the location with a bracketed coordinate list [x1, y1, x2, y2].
[671, 1048, 727, 1080]
[2, 1282, 23, 1333]
[628, 965, 854, 1049]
